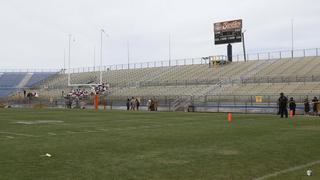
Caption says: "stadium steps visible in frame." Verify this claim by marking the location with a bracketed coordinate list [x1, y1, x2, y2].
[17, 73, 33, 88]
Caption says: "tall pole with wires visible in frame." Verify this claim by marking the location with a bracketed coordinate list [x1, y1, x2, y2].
[169, 33, 171, 66]
[100, 29, 104, 84]
[127, 40, 130, 69]
[68, 34, 71, 86]
[291, 19, 294, 59]
[93, 47, 96, 71]
[63, 48, 66, 72]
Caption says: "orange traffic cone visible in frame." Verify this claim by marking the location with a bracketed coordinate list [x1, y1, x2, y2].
[228, 112, 232, 122]
[289, 110, 293, 118]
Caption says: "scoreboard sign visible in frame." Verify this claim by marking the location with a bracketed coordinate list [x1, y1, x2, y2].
[214, 19, 242, 45]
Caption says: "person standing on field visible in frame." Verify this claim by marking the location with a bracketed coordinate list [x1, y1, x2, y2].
[289, 97, 296, 116]
[312, 97, 319, 116]
[126, 98, 130, 110]
[304, 98, 310, 115]
[278, 92, 288, 118]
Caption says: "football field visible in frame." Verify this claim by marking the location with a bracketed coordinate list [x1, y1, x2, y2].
[0, 108, 320, 180]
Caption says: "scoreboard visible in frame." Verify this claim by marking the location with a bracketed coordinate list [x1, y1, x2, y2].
[214, 19, 242, 45]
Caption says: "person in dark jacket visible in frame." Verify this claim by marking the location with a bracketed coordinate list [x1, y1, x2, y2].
[312, 97, 319, 116]
[304, 98, 310, 115]
[289, 97, 296, 116]
[278, 92, 288, 118]
[136, 98, 140, 111]
[126, 98, 130, 110]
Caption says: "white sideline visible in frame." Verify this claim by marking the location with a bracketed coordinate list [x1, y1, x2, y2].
[0, 131, 38, 137]
[253, 160, 320, 180]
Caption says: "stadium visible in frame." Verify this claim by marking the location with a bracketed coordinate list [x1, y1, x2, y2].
[1, 0, 320, 179]
[2, 49, 320, 114]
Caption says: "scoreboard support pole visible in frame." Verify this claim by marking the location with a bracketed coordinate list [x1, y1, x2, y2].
[242, 32, 247, 62]
[227, 44, 232, 62]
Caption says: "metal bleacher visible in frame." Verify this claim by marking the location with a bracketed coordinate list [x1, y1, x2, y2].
[0, 72, 58, 97]
[25, 56, 320, 101]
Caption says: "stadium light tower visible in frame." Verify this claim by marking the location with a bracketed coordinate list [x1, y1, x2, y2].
[63, 48, 66, 71]
[291, 19, 294, 59]
[169, 33, 172, 66]
[127, 40, 130, 69]
[68, 34, 72, 86]
[100, 29, 108, 85]
[93, 46, 96, 71]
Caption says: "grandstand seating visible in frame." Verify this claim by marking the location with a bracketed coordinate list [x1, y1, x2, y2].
[5, 56, 320, 102]
[0, 72, 57, 97]
[26, 72, 56, 87]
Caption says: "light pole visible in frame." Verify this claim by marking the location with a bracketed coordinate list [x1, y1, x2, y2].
[93, 47, 96, 71]
[68, 34, 72, 86]
[127, 40, 130, 69]
[169, 33, 172, 66]
[63, 48, 66, 72]
[291, 19, 294, 59]
[100, 29, 108, 84]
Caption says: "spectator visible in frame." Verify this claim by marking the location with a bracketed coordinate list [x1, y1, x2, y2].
[312, 97, 319, 116]
[126, 98, 130, 110]
[289, 97, 296, 116]
[147, 99, 151, 111]
[130, 97, 136, 110]
[154, 99, 158, 111]
[23, 89, 26, 98]
[136, 98, 140, 111]
[304, 98, 310, 115]
[278, 92, 288, 118]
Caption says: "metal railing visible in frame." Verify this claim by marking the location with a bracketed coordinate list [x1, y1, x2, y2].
[0, 48, 319, 74]
[1, 93, 317, 114]
[66, 48, 320, 74]
[0, 69, 60, 73]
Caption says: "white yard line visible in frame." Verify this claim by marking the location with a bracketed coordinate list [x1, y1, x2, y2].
[253, 160, 320, 180]
[0, 131, 38, 137]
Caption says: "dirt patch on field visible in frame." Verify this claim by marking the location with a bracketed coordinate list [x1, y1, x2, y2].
[14, 120, 64, 125]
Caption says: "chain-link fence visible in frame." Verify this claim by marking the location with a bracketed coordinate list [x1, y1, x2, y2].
[1, 93, 318, 115]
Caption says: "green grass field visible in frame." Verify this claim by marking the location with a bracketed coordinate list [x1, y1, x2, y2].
[0, 108, 320, 180]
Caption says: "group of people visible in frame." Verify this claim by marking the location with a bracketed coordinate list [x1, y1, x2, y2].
[126, 97, 140, 110]
[278, 92, 319, 118]
[147, 98, 158, 111]
[23, 89, 39, 99]
[125, 97, 159, 111]
[67, 89, 89, 99]
[93, 83, 109, 95]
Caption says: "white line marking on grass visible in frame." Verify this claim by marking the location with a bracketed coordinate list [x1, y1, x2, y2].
[253, 160, 320, 180]
[5, 136, 14, 139]
[15, 120, 64, 125]
[66, 131, 77, 134]
[0, 131, 38, 137]
[48, 132, 57, 136]
[84, 130, 100, 133]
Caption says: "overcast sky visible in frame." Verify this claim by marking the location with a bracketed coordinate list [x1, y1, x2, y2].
[0, 0, 319, 69]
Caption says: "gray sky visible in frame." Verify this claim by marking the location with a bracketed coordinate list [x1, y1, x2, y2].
[0, 0, 319, 69]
